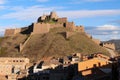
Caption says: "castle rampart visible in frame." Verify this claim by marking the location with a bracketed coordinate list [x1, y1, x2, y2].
[101, 42, 116, 50]
[32, 23, 50, 34]
[4, 29, 15, 36]
[50, 23, 64, 29]
[57, 17, 67, 23]
[66, 31, 76, 38]
[19, 35, 31, 52]
[4, 28, 21, 37]
[65, 22, 75, 31]
[75, 25, 84, 32]
[5, 11, 85, 36]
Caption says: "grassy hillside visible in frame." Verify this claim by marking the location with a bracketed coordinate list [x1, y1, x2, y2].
[22, 27, 109, 62]
[0, 27, 109, 62]
[0, 34, 28, 57]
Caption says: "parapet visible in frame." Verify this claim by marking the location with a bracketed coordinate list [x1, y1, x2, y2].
[4, 28, 21, 37]
[65, 22, 75, 31]
[4, 29, 15, 36]
[66, 31, 76, 38]
[75, 25, 84, 32]
[57, 17, 67, 23]
[101, 42, 116, 50]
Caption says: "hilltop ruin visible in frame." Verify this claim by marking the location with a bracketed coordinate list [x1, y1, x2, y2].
[5, 11, 84, 37]
[4, 11, 103, 52]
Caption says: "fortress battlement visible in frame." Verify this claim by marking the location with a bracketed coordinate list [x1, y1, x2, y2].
[100, 42, 116, 50]
[5, 11, 85, 36]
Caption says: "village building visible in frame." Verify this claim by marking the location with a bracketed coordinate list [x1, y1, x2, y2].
[77, 55, 113, 80]
[0, 57, 29, 80]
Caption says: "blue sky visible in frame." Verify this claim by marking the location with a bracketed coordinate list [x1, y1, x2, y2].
[0, 0, 120, 41]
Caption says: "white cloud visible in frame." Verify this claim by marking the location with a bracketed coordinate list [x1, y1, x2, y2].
[86, 24, 120, 40]
[96, 24, 120, 30]
[0, 27, 5, 32]
[110, 36, 120, 40]
[57, 10, 120, 19]
[0, 0, 5, 4]
[0, 6, 5, 10]
[1, 8, 120, 21]
[1, 5, 64, 21]
[37, 0, 49, 2]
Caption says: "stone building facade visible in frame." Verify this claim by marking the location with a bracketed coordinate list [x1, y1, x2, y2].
[78, 57, 111, 76]
[0, 57, 29, 75]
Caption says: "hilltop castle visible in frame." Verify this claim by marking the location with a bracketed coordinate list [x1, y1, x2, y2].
[4, 11, 104, 52]
[4, 11, 84, 37]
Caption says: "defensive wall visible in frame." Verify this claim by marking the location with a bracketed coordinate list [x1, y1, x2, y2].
[65, 22, 75, 31]
[19, 35, 31, 52]
[57, 17, 67, 23]
[49, 23, 64, 29]
[66, 31, 76, 38]
[4, 28, 21, 37]
[101, 42, 116, 50]
[5, 12, 85, 36]
[4, 11, 87, 52]
[32, 23, 50, 34]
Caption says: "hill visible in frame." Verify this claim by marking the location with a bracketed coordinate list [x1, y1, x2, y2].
[0, 27, 109, 62]
[0, 11, 110, 62]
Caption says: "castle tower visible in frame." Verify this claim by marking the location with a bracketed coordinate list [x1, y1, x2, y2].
[50, 11, 58, 20]
[37, 14, 47, 22]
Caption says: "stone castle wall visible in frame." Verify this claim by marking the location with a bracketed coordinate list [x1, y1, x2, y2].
[102, 42, 116, 50]
[5, 29, 15, 36]
[4, 12, 85, 36]
[32, 23, 50, 34]
[19, 35, 32, 52]
[5, 28, 21, 37]
[14, 28, 21, 34]
[57, 17, 67, 23]
[65, 22, 75, 31]
[66, 31, 76, 39]
[50, 23, 64, 29]
[75, 26, 84, 32]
